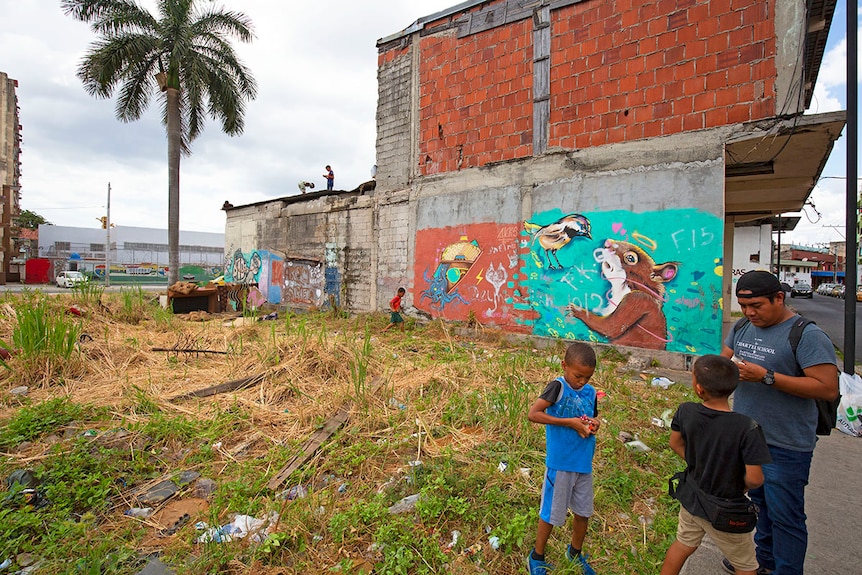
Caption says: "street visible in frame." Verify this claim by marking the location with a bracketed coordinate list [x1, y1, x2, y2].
[786, 292, 862, 368]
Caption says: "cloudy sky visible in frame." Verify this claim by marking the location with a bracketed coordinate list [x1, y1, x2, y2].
[0, 0, 857, 247]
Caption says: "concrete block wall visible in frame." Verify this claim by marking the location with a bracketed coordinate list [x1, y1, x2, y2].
[376, 46, 414, 193]
[375, 189, 411, 309]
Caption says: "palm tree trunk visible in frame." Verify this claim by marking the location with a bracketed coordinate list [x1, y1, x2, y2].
[166, 86, 181, 285]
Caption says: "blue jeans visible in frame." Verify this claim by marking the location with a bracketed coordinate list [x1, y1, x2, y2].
[748, 445, 812, 575]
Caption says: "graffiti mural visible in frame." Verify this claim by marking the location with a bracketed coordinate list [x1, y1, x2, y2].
[225, 249, 262, 284]
[521, 208, 723, 354]
[413, 223, 527, 326]
[284, 259, 325, 308]
[415, 208, 724, 354]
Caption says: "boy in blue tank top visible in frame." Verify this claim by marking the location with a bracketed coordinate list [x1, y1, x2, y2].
[526, 342, 600, 575]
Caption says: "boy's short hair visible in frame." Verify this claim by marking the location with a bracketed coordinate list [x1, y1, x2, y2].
[692, 354, 739, 397]
[564, 342, 596, 368]
[397, 287, 406, 294]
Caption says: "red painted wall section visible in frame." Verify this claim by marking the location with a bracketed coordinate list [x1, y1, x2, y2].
[418, 19, 533, 176]
[413, 222, 535, 330]
[550, 0, 775, 148]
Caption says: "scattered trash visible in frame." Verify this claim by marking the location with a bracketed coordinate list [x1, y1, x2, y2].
[138, 480, 179, 506]
[82, 430, 98, 437]
[519, 467, 531, 479]
[624, 439, 651, 452]
[276, 484, 308, 500]
[195, 513, 276, 544]
[446, 530, 461, 549]
[650, 417, 665, 428]
[312, 534, 324, 543]
[79, 333, 94, 343]
[159, 513, 190, 536]
[0, 558, 11, 570]
[650, 377, 674, 389]
[4, 470, 49, 510]
[596, 390, 607, 400]
[497, 461, 508, 473]
[660, 409, 673, 428]
[488, 535, 501, 550]
[617, 431, 634, 443]
[259, 312, 278, 321]
[462, 543, 482, 556]
[67, 305, 84, 317]
[9, 386, 28, 397]
[190, 478, 217, 500]
[388, 398, 406, 410]
[338, 483, 348, 493]
[176, 471, 200, 486]
[377, 476, 399, 494]
[125, 507, 154, 519]
[388, 493, 421, 514]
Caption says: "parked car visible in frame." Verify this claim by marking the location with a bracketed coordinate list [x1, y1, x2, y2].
[56, 270, 87, 288]
[780, 282, 792, 293]
[831, 284, 845, 298]
[790, 282, 813, 298]
[816, 283, 830, 295]
[857, 286, 862, 302]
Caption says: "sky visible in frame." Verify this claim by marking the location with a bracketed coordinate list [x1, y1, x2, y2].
[0, 0, 857, 246]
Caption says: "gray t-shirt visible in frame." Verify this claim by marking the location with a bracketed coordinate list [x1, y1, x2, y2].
[724, 315, 837, 452]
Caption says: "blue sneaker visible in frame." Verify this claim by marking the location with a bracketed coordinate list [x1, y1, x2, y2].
[527, 549, 553, 574]
[566, 545, 596, 575]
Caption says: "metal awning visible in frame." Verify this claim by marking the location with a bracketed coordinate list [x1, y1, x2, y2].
[725, 111, 846, 222]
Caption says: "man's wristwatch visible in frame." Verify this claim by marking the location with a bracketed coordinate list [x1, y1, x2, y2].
[761, 369, 775, 386]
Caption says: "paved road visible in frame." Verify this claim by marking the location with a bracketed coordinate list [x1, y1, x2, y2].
[786, 293, 862, 366]
[680, 431, 862, 575]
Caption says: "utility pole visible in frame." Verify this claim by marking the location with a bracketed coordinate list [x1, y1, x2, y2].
[105, 183, 111, 287]
[845, 0, 858, 372]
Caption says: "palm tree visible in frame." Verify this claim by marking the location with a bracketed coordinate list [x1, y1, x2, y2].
[62, 0, 257, 285]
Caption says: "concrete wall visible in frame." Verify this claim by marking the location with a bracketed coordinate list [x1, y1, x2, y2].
[729, 224, 772, 311]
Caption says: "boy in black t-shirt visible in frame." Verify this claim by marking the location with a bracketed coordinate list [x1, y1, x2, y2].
[660, 355, 772, 575]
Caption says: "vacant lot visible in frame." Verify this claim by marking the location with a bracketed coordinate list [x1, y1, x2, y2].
[0, 286, 693, 574]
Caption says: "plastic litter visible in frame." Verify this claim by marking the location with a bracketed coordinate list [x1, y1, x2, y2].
[388, 493, 421, 514]
[195, 513, 277, 544]
[488, 535, 501, 550]
[651, 376, 674, 389]
[124, 507, 154, 518]
[650, 417, 665, 428]
[624, 439, 651, 452]
[497, 461, 508, 473]
[388, 398, 406, 410]
[276, 484, 308, 500]
[9, 386, 28, 397]
[446, 530, 460, 549]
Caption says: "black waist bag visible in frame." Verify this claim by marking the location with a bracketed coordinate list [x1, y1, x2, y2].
[669, 471, 758, 534]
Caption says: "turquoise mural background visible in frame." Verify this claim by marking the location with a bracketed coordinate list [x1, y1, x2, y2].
[519, 208, 724, 354]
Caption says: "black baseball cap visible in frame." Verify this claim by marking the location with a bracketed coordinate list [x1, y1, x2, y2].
[736, 271, 782, 298]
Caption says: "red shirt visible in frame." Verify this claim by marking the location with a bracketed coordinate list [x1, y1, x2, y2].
[390, 294, 402, 312]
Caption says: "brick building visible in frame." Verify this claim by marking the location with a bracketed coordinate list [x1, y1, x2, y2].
[224, 0, 843, 364]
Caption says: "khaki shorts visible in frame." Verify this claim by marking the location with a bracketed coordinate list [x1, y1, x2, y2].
[676, 506, 758, 572]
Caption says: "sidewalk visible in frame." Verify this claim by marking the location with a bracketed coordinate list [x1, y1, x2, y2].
[680, 431, 862, 575]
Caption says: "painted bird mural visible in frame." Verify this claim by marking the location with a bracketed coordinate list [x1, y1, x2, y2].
[524, 213, 592, 269]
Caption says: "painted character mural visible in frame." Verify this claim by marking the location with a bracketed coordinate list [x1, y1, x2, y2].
[228, 249, 262, 284]
[524, 213, 591, 269]
[566, 239, 679, 350]
[420, 236, 479, 311]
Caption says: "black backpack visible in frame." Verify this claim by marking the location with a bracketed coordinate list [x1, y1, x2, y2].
[732, 316, 839, 436]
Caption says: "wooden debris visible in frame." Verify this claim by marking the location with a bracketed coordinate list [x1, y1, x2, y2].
[266, 377, 383, 491]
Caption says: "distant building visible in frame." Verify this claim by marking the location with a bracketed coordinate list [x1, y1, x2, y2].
[0, 71, 22, 284]
[37, 224, 225, 281]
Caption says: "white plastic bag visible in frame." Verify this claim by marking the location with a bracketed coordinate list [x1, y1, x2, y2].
[836, 372, 862, 437]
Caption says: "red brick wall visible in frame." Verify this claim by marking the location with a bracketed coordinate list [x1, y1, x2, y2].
[550, 0, 775, 149]
[418, 19, 533, 175]
[407, 0, 775, 174]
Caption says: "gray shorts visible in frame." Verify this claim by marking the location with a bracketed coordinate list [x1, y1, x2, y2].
[539, 468, 594, 526]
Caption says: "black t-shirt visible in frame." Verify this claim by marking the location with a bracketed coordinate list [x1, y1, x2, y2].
[671, 402, 771, 500]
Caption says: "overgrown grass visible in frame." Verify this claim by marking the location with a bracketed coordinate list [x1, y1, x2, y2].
[0, 303, 697, 574]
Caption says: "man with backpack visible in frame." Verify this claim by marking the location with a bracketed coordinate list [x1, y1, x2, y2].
[722, 271, 839, 575]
